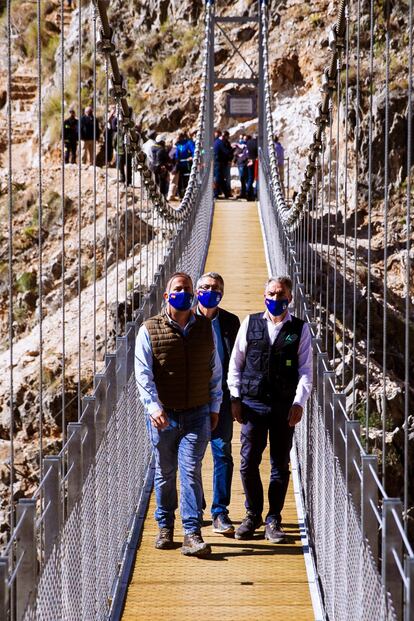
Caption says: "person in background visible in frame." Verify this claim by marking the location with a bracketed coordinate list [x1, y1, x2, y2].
[196, 272, 240, 535]
[274, 134, 285, 194]
[135, 272, 222, 557]
[80, 106, 100, 166]
[222, 131, 234, 197]
[63, 107, 78, 164]
[187, 129, 197, 157]
[233, 133, 249, 199]
[152, 136, 171, 197]
[228, 276, 312, 543]
[142, 129, 157, 170]
[104, 106, 116, 165]
[245, 134, 258, 201]
[174, 132, 193, 198]
[213, 130, 232, 199]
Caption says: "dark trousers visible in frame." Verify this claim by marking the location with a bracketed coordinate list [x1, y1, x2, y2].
[117, 153, 132, 185]
[246, 162, 256, 199]
[240, 403, 294, 524]
[64, 141, 77, 164]
[213, 162, 230, 198]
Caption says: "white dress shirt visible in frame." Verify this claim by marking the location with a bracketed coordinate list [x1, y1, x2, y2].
[227, 310, 313, 409]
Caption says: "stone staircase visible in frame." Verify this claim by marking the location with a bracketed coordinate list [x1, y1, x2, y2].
[0, 73, 37, 150]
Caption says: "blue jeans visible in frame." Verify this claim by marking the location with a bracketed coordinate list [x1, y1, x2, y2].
[147, 405, 211, 533]
[210, 400, 233, 517]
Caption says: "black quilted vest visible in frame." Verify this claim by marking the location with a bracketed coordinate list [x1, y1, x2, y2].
[241, 313, 304, 407]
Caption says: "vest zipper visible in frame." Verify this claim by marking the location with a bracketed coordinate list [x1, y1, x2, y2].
[184, 341, 189, 409]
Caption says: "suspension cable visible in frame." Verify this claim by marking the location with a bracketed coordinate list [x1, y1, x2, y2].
[404, 0, 413, 532]
[77, 0, 82, 415]
[382, 0, 391, 490]
[352, 0, 362, 419]
[366, 0, 375, 447]
[36, 0, 44, 483]
[60, 0, 66, 465]
[7, 0, 15, 540]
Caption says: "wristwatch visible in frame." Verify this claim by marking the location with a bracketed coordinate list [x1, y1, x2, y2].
[230, 396, 241, 402]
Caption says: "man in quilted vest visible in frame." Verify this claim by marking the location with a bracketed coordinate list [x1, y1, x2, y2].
[135, 272, 222, 557]
[228, 276, 312, 543]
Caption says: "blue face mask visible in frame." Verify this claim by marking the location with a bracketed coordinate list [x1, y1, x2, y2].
[265, 298, 289, 317]
[168, 291, 194, 311]
[197, 289, 223, 309]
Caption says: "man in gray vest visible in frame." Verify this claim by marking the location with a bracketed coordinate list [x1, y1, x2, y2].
[135, 272, 222, 557]
[228, 276, 312, 543]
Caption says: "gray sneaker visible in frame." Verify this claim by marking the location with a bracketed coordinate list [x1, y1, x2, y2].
[181, 532, 211, 557]
[234, 513, 263, 540]
[212, 513, 235, 535]
[155, 527, 174, 550]
[265, 520, 286, 543]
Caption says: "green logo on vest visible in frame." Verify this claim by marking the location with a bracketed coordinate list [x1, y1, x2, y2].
[285, 334, 298, 345]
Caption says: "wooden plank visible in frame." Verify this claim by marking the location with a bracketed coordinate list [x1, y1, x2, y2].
[122, 201, 314, 621]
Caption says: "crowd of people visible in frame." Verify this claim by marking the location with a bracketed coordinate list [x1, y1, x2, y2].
[63, 108, 285, 200]
[135, 271, 312, 557]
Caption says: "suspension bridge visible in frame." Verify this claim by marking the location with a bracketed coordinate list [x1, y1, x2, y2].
[1, 0, 413, 619]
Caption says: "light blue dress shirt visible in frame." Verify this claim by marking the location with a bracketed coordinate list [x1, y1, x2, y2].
[135, 312, 223, 416]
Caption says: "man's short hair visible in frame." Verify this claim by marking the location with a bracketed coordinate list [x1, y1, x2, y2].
[166, 271, 193, 293]
[265, 276, 293, 292]
[196, 272, 225, 292]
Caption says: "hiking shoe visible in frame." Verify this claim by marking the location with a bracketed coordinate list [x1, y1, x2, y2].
[265, 520, 286, 544]
[212, 513, 235, 535]
[155, 527, 174, 550]
[181, 532, 211, 557]
[235, 513, 263, 540]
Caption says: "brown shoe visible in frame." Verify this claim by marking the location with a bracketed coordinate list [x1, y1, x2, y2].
[181, 532, 211, 557]
[155, 527, 174, 550]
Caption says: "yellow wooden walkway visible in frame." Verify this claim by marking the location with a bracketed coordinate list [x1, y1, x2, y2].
[122, 201, 315, 621]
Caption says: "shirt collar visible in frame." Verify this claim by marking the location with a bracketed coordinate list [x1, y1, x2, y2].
[166, 311, 195, 332]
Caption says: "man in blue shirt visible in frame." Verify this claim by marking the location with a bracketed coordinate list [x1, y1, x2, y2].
[135, 272, 222, 557]
[196, 272, 240, 535]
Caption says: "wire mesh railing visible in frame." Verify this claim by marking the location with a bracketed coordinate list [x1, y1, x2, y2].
[258, 0, 414, 619]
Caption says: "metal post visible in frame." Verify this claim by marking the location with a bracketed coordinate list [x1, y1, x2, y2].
[66, 422, 83, 515]
[126, 321, 136, 380]
[333, 393, 346, 474]
[43, 456, 62, 561]
[382, 498, 403, 619]
[105, 353, 117, 420]
[345, 420, 361, 514]
[116, 336, 127, 399]
[312, 337, 322, 390]
[0, 557, 8, 621]
[16, 499, 36, 621]
[81, 396, 96, 481]
[94, 373, 107, 450]
[323, 371, 335, 437]
[405, 556, 414, 621]
[361, 454, 379, 566]
[317, 352, 328, 409]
